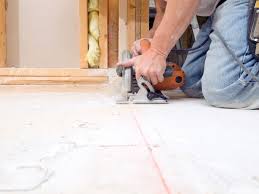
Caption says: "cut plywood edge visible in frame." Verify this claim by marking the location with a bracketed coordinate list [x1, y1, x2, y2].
[0, 0, 7, 67]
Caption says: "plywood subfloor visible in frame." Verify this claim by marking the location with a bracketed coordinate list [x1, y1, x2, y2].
[0, 85, 258, 194]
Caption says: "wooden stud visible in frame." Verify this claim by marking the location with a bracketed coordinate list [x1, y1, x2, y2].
[141, 0, 149, 38]
[136, 0, 149, 39]
[108, 0, 119, 67]
[0, 0, 7, 67]
[127, 0, 136, 50]
[119, 0, 128, 62]
[0, 0, 112, 86]
[80, 0, 88, 69]
[135, 0, 142, 40]
[99, 0, 108, 68]
[126, 0, 149, 50]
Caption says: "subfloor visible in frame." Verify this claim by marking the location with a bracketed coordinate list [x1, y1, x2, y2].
[0, 83, 259, 194]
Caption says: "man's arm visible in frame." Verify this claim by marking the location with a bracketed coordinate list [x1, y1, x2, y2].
[131, 0, 166, 56]
[151, 0, 200, 56]
[119, 0, 200, 85]
[148, 0, 167, 38]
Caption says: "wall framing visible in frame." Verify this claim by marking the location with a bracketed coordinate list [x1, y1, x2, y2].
[127, 0, 149, 49]
[0, 0, 6, 67]
[0, 0, 108, 84]
[0, 0, 149, 85]
[119, 0, 149, 58]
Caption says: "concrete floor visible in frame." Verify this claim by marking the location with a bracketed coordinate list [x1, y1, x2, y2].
[0, 84, 258, 194]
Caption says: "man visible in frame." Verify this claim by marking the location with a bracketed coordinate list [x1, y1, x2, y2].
[118, 0, 259, 109]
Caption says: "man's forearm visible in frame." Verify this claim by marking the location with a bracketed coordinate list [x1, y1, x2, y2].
[148, 15, 163, 38]
[156, 0, 167, 13]
[148, 0, 167, 38]
[151, 0, 200, 56]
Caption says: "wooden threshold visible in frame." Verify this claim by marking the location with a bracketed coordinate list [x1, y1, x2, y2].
[0, 68, 109, 85]
[0, 68, 108, 77]
[0, 76, 108, 85]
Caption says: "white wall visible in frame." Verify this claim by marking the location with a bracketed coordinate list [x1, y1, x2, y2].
[7, 0, 80, 68]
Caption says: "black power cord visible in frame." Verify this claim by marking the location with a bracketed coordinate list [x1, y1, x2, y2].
[171, 29, 259, 83]
[214, 29, 259, 82]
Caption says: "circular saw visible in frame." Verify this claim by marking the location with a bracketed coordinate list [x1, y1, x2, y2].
[116, 40, 185, 104]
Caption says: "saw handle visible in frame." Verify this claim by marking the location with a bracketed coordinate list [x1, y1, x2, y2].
[140, 39, 172, 77]
[163, 66, 173, 78]
[139, 39, 185, 90]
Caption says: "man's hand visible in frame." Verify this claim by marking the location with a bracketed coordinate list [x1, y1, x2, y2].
[117, 48, 167, 85]
[131, 38, 152, 57]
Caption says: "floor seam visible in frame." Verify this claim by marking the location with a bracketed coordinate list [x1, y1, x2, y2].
[132, 110, 172, 194]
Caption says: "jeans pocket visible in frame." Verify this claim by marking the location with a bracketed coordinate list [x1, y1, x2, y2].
[239, 46, 259, 85]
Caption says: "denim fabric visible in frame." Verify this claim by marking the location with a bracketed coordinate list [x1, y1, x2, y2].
[181, 0, 259, 109]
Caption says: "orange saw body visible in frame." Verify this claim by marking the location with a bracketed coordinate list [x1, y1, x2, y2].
[140, 39, 185, 91]
[116, 39, 185, 104]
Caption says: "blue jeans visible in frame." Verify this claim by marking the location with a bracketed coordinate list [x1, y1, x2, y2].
[181, 0, 259, 109]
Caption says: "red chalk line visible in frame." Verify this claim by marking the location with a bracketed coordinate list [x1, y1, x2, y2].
[132, 112, 172, 194]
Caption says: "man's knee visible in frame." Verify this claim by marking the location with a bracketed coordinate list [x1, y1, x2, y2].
[202, 82, 232, 108]
[201, 55, 259, 109]
[201, 75, 250, 109]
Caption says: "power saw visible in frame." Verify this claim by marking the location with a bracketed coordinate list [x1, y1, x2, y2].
[116, 39, 185, 104]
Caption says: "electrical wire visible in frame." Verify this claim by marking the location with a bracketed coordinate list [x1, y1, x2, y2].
[172, 29, 259, 82]
[213, 29, 259, 82]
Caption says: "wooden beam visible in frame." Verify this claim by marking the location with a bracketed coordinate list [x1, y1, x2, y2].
[0, 76, 108, 85]
[108, 0, 119, 67]
[0, 68, 108, 77]
[99, 0, 108, 68]
[141, 0, 149, 38]
[80, 0, 88, 69]
[0, 0, 7, 67]
[127, 0, 149, 50]
[127, 0, 136, 50]
[119, 0, 128, 62]
[135, 0, 142, 40]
